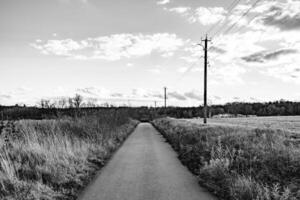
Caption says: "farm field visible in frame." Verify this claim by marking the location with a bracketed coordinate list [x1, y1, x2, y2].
[185, 116, 300, 133]
[152, 117, 300, 200]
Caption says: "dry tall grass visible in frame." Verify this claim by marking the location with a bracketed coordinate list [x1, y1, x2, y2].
[0, 112, 138, 200]
[152, 117, 300, 200]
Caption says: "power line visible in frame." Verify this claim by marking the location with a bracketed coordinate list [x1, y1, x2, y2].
[220, 0, 262, 36]
[209, 0, 243, 37]
[207, 0, 264, 58]
[177, 59, 202, 82]
[233, 9, 261, 33]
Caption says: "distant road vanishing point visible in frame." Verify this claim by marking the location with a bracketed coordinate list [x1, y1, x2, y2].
[78, 123, 216, 200]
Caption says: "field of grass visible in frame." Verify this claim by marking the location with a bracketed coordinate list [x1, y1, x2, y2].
[187, 116, 300, 133]
[152, 117, 300, 200]
[0, 111, 138, 200]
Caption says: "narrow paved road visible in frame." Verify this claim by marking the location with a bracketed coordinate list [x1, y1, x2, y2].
[78, 123, 216, 200]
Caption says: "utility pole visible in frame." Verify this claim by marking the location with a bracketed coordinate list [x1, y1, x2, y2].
[154, 101, 157, 108]
[201, 35, 211, 124]
[164, 87, 167, 108]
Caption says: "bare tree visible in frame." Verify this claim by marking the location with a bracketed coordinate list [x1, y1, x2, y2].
[86, 98, 97, 107]
[58, 98, 67, 108]
[39, 99, 51, 108]
[86, 101, 96, 108]
[49, 101, 56, 108]
[73, 94, 83, 108]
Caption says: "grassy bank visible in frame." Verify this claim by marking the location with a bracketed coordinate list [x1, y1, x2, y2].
[0, 111, 138, 200]
[152, 117, 300, 200]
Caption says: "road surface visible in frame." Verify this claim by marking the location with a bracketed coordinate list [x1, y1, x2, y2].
[78, 123, 216, 200]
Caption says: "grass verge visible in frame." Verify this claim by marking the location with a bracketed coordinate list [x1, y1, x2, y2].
[152, 117, 300, 200]
[0, 111, 138, 200]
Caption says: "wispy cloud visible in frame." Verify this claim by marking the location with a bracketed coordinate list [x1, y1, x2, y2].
[164, 6, 227, 25]
[189, 7, 227, 25]
[265, 64, 300, 84]
[242, 49, 298, 63]
[168, 91, 187, 101]
[252, 0, 300, 31]
[148, 68, 162, 74]
[157, 0, 170, 5]
[184, 90, 202, 101]
[58, 0, 88, 4]
[167, 7, 191, 14]
[31, 33, 186, 61]
[126, 63, 134, 67]
[0, 94, 12, 99]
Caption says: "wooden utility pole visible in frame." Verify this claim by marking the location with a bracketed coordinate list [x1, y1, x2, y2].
[202, 35, 210, 124]
[164, 87, 167, 108]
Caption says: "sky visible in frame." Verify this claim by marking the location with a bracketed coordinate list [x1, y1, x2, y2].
[0, 0, 300, 107]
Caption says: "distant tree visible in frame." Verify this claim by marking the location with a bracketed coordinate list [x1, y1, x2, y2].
[39, 99, 51, 109]
[244, 105, 254, 115]
[73, 94, 83, 108]
[39, 99, 45, 108]
[58, 98, 67, 108]
[86, 100, 97, 108]
[102, 102, 109, 107]
[68, 98, 74, 108]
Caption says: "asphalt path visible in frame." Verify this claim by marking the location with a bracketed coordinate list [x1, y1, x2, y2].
[78, 123, 216, 200]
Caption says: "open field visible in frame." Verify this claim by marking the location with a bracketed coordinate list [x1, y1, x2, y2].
[152, 117, 300, 200]
[0, 111, 138, 200]
[185, 116, 300, 133]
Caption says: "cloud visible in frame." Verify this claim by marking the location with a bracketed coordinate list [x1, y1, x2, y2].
[31, 39, 85, 56]
[0, 94, 12, 99]
[111, 93, 123, 98]
[233, 97, 240, 101]
[126, 63, 134, 67]
[167, 7, 191, 14]
[214, 96, 221, 100]
[76, 87, 110, 98]
[168, 91, 187, 101]
[152, 93, 163, 99]
[58, 0, 88, 4]
[209, 64, 247, 85]
[189, 7, 227, 25]
[265, 64, 300, 84]
[241, 0, 300, 31]
[209, 46, 226, 54]
[164, 6, 227, 26]
[184, 91, 202, 101]
[166, 0, 299, 32]
[242, 48, 298, 63]
[148, 68, 161, 74]
[180, 45, 203, 63]
[31, 33, 186, 60]
[256, 0, 300, 31]
[263, 14, 300, 31]
[157, 0, 170, 5]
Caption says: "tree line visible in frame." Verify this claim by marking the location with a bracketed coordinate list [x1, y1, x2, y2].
[0, 98, 300, 121]
[158, 101, 300, 118]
